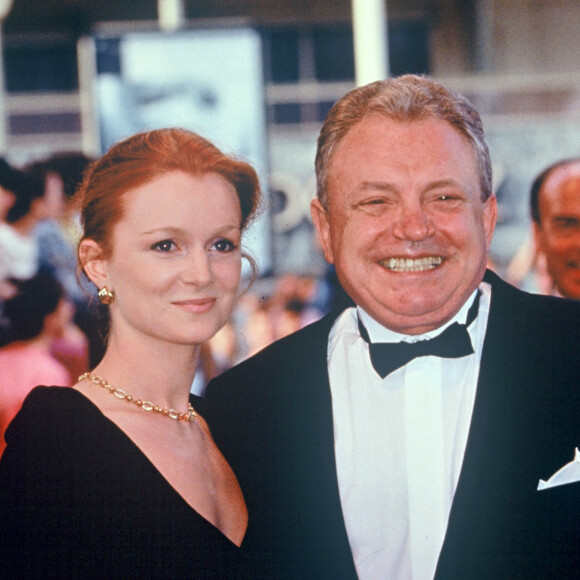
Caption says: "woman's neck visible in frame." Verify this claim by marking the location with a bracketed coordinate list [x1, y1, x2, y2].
[90, 335, 200, 412]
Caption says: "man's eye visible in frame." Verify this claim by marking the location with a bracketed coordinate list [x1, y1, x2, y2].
[356, 198, 392, 216]
[432, 194, 464, 206]
[554, 218, 580, 230]
[152, 240, 175, 252]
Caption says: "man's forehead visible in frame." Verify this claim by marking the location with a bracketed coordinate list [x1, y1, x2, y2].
[543, 161, 580, 194]
[332, 115, 474, 162]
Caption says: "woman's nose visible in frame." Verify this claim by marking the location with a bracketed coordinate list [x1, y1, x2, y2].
[182, 250, 214, 287]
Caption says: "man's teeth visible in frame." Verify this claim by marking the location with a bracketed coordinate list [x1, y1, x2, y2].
[382, 257, 443, 272]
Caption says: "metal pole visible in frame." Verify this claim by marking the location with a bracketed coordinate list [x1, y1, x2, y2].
[0, 25, 7, 154]
[475, 0, 494, 71]
[351, 0, 389, 86]
[157, 0, 185, 32]
[0, 0, 13, 154]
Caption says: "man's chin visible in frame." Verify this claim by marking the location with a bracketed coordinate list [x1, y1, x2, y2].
[373, 303, 461, 335]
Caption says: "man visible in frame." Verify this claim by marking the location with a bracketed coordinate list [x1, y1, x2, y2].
[204, 75, 580, 579]
[531, 158, 580, 299]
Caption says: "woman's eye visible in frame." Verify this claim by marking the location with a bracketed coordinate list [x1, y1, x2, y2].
[152, 240, 176, 252]
[212, 239, 237, 253]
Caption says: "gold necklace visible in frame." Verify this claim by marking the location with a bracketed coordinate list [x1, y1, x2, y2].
[78, 372, 197, 423]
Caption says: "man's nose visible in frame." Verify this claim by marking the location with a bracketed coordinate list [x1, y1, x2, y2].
[392, 201, 434, 241]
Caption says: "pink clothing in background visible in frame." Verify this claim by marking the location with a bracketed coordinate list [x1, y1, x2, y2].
[0, 342, 71, 456]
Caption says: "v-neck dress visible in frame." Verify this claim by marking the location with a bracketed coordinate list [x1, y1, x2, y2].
[0, 386, 250, 579]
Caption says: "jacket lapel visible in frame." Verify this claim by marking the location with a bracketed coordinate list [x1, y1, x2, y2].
[435, 272, 538, 576]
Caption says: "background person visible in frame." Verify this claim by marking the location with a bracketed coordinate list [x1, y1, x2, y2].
[205, 75, 580, 579]
[26, 157, 91, 377]
[530, 157, 580, 299]
[0, 272, 73, 457]
[0, 158, 21, 300]
[0, 159, 16, 224]
[0, 128, 261, 578]
[32, 153, 94, 309]
[0, 160, 40, 296]
[0, 162, 66, 300]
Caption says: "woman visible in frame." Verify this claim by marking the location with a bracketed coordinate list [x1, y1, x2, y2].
[0, 128, 261, 578]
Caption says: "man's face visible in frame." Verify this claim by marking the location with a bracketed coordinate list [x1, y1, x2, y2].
[311, 115, 497, 335]
[534, 162, 580, 299]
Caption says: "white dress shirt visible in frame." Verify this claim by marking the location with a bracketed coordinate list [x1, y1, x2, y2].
[327, 283, 491, 579]
[0, 223, 38, 282]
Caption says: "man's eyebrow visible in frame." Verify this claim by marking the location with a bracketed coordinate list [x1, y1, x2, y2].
[424, 179, 465, 190]
[356, 178, 466, 192]
[356, 181, 397, 192]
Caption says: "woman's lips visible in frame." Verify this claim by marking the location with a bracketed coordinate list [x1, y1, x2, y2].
[172, 298, 216, 314]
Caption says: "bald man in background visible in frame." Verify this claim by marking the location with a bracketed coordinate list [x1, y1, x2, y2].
[531, 158, 580, 299]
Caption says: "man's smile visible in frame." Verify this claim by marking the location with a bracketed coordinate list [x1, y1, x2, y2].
[379, 256, 444, 272]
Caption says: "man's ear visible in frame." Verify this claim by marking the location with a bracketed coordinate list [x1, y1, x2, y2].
[310, 199, 334, 264]
[532, 220, 545, 254]
[483, 193, 498, 252]
[78, 239, 109, 289]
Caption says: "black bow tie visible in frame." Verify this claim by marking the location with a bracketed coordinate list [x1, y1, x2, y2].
[358, 293, 480, 378]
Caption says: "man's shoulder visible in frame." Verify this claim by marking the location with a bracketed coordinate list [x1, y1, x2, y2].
[486, 269, 580, 321]
[484, 270, 580, 363]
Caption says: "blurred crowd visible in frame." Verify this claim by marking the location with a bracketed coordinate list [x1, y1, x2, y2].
[202, 268, 352, 379]
[0, 153, 101, 454]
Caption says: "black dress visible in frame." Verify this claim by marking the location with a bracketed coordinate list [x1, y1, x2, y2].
[0, 386, 251, 579]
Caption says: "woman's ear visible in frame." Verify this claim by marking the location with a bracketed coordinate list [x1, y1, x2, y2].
[79, 239, 109, 289]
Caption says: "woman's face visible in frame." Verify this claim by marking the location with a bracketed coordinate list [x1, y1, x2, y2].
[95, 170, 243, 348]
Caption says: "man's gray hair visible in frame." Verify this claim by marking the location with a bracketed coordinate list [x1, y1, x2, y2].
[315, 74, 493, 209]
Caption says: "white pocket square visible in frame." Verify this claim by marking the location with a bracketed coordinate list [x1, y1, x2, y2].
[538, 448, 580, 491]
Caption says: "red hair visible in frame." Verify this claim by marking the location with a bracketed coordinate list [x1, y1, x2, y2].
[78, 128, 262, 260]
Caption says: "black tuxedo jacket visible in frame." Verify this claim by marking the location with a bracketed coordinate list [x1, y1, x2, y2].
[204, 271, 580, 579]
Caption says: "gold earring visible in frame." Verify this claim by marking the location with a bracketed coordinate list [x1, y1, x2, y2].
[98, 287, 115, 305]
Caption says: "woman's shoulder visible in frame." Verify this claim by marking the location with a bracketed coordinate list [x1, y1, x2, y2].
[20, 385, 86, 412]
[4, 386, 103, 451]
